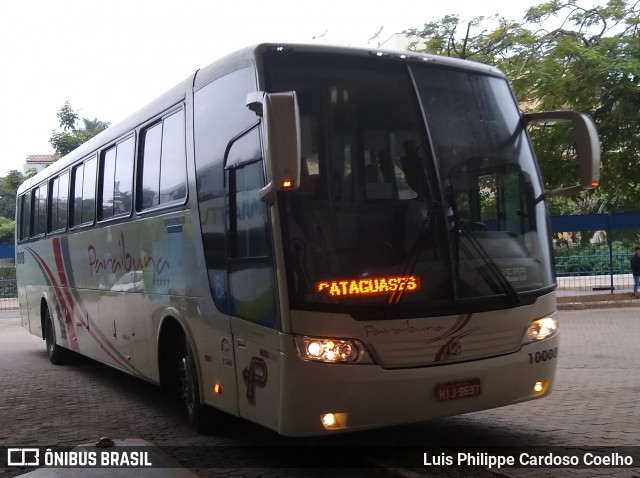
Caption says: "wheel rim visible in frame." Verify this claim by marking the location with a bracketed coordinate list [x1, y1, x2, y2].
[179, 356, 196, 416]
[45, 319, 54, 355]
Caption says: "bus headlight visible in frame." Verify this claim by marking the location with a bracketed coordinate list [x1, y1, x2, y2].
[294, 336, 373, 364]
[525, 316, 558, 342]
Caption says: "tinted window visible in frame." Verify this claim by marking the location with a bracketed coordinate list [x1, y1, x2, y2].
[72, 163, 84, 226]
[50, 172, 69, 232]
[115, 137, 135, 214]
[139, 109, 186, 210]
[101, 147, 117, 219]
[140, 123, 162, 209]
[19, 193, 31, 241]
[229, 160, 277, 328]
[193, 66, 257, 314]
[232, 161, 270, 257]
[101, 136, 134, 219]
[159, 111, 186, 204]
[33, 184, 47, 236]
[72, 156, 97, 227]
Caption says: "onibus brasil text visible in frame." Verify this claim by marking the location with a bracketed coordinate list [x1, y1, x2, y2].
[8, 448, 152, 467]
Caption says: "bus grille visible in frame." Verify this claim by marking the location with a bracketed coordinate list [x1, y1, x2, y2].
[370, 327, 524, 368]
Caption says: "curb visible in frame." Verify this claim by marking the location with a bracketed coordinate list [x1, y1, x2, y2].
[558, 299, 640, 310]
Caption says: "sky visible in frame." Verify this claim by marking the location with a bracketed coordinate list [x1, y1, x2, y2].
[0, 0, 531, 177]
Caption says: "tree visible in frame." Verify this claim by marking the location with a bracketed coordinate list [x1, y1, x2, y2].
[0, 170, 27, 221]
[0, 216, 14, 243]
[408, 0, 640, 214]
[49, 102, 110, 157]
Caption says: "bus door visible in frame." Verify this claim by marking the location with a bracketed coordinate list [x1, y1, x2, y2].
[226, 155, 282, 429]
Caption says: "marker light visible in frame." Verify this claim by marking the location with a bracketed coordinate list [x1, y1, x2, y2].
[281, 179, 294, 189]
[294, 336, 373, 364]
[525, 316, 558, 342]
[213, 383, 222, 394]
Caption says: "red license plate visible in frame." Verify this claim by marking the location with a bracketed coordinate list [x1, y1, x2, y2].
[436, 378, 481, 401]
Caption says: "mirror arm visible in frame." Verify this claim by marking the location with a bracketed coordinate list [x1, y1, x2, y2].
[259, 182, 275, 205]
[246, 91, 266, 116]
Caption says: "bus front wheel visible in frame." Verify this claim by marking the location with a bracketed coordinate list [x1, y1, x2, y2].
[178, 339, 208, 432]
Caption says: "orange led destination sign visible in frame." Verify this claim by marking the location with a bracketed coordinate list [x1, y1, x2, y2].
[316, 276, 420, 297]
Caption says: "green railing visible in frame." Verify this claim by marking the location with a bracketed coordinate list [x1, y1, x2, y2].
[0, 266, 18, 311]
[554, 242, 636, 291]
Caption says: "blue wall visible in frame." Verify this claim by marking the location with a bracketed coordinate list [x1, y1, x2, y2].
[551, 212, 640, 233]
[0, 243, 15, 259]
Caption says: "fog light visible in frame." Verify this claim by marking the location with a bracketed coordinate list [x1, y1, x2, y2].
[532, 380, 550, 397]
[320, 412, 348, 430]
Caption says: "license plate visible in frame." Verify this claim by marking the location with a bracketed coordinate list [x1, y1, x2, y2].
[436, 378, 481, 401]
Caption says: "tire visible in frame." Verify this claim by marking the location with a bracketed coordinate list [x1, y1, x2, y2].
[44, 309, 68, 365]
[178, 339, 209, 432]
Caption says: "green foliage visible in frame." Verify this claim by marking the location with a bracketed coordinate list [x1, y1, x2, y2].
[49, 102, 110, 157]
[554, 240, 635, 276]
[56, 101, 79, 132]
[409, 0, 640, 215]
[0, 216, 15, 243]
[0, 170, 26, 221]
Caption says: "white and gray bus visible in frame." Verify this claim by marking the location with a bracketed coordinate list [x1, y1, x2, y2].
[16, 43, 599, 436]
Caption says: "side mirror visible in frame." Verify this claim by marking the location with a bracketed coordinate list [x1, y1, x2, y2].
[247, 91, 301, 203]
[524, 110, 600, 197]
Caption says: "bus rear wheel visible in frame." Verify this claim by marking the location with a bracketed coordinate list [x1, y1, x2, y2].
[45, 309, 68, 365]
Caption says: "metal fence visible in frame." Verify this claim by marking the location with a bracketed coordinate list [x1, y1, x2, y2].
[551, 212, 640, 293]
[0, 266, 17, 311]
[554, 247, 636, 292]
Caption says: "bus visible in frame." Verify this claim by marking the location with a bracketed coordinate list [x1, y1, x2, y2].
[16, 43, 600, 436]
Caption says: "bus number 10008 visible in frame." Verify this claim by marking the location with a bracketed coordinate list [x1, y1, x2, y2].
[528, 347, 558, 365]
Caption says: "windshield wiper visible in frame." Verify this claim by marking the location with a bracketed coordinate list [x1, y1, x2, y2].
[386, 201, 434, 306]
[457, 221, 520, 305]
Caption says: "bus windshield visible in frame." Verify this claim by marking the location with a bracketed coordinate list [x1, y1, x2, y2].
[265, 51, 554, 316]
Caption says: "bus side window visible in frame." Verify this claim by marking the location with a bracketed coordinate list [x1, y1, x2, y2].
[100, 136, 134, 220]
[139, 109, 187, 211]
[18, 193, 31, 241]
[32, 184, 47, 236]
[50, 172, 69, 232]
[71, 156, 97, 227]
[228, 159, 278, 329]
